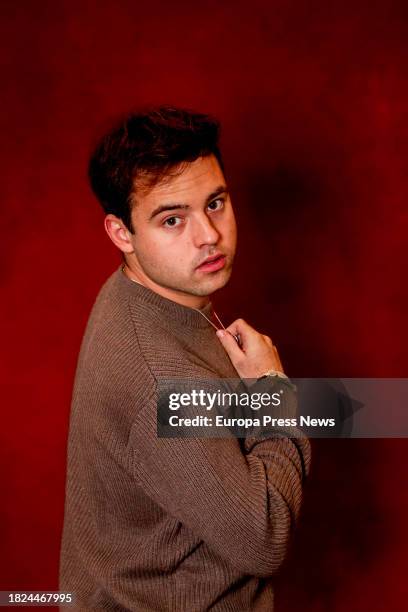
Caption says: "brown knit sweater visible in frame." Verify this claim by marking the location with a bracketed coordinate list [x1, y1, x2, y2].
[59, 265, 311, 611]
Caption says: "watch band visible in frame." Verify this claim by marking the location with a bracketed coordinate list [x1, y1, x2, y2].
[260, 369, 297, 392]
[260, 369, 289, 380]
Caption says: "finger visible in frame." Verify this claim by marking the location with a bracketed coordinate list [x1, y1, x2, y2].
[216, 329, 244, 362]
[225, 318, 253, 336]
[262, 334, 274, 346]
[224, 319, 258, 349]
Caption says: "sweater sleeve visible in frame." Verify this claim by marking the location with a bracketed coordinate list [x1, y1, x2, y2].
[127, 375, 311, 578]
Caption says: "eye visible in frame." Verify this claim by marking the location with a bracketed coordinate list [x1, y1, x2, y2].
[163, 216, 183, 228]
[207, 198, 224, 212]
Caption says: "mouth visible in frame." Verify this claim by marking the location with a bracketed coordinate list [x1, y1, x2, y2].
[196, 254, 227, 273]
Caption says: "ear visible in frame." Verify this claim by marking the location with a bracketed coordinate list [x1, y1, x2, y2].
[104, 214, 134, 254]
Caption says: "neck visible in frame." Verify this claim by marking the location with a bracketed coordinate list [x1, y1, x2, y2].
[122, 262, 210, 310]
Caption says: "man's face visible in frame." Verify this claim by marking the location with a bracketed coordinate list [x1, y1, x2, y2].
[125, 154, 237, 304]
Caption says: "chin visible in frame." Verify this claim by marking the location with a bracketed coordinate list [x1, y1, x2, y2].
[196, 269, 232, 296]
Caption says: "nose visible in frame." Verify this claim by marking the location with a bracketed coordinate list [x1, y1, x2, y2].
[191, 212, 220, 248]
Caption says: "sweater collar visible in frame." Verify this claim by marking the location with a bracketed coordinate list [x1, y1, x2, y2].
[116, 265, 216, 329]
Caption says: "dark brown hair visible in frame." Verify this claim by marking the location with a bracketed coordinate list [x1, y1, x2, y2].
[88, 106, 224, 233]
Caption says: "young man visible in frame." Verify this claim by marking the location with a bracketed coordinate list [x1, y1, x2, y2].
[59, 106, 311, 611]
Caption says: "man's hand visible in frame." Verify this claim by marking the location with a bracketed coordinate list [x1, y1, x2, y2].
[216, 318, 285, 379]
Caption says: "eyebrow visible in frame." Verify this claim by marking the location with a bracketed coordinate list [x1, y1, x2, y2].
[148, 185, 228, 221]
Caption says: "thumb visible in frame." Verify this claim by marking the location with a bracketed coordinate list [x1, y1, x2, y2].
[216, 329, 243, 363]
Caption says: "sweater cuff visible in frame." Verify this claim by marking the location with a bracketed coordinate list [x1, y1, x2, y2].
[242, 377, 303, 448]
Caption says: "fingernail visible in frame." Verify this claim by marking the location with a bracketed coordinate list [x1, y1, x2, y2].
[216, 330, 225, 338]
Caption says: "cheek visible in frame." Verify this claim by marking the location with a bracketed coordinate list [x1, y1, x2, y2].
[222, 211, 237, 241]
[134, 235, 163, 265]
[139, 233, 191, 268]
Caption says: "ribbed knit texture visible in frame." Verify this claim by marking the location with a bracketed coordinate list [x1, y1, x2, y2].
[59, 266, 311, 611]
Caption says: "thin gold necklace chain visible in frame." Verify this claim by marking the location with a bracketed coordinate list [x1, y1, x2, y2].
[193, 307, 241, 347]
[192, 307, 226, 333]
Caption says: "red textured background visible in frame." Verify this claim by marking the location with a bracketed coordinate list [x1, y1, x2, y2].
[1, 1, 407, 610]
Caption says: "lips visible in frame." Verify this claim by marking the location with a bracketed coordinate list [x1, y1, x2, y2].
[196, 253, 226, 272]
[198, 253, 223, 266]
